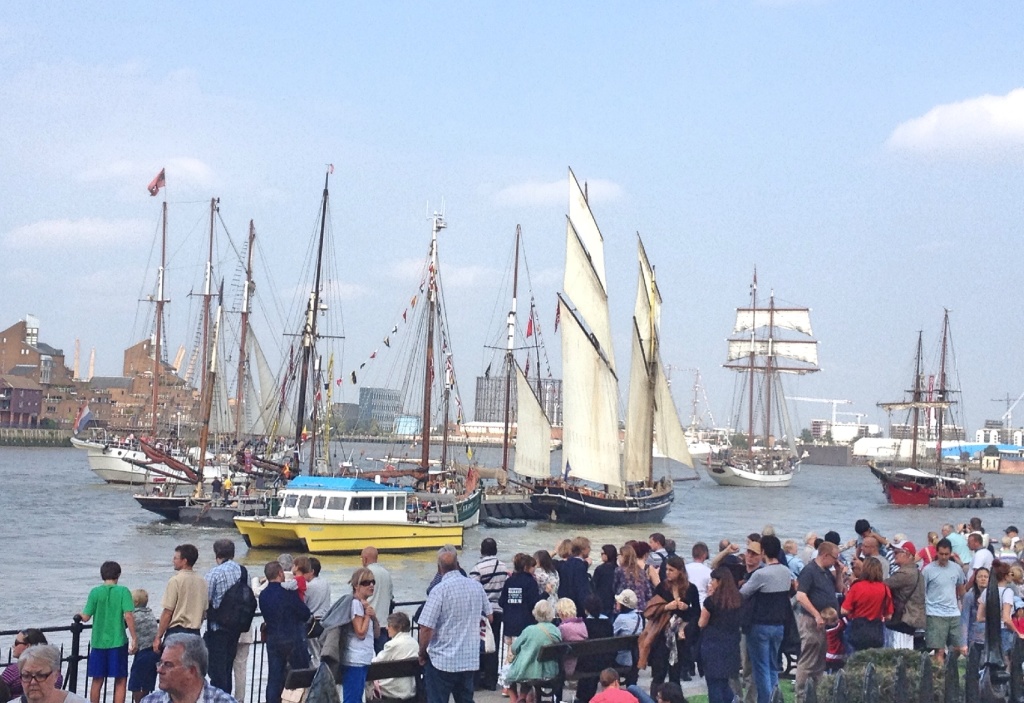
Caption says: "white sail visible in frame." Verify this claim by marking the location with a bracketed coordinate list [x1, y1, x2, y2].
[653, 362, 693, 468]
[623, 320, 654, 483]
[250, 328, 295, 437]
[243, 367, 265, 435]
[209, 369, 234, 436]
[514, 365, 553, 479]
[568, 168, 607, 292]
[563, 219, 616, 373]
[623, 241, 657, 484]
[727, 339, 819, 367]
[560, 298, 622, 488]
[734, 308, 813, 336]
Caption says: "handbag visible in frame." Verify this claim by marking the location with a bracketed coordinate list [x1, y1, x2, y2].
[306, 617, 324, 639]
[482, 618, 496, 654]
[887, 575, 920, 635]
[849, 590, 888, 650]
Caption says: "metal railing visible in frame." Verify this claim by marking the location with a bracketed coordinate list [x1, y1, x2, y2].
[1, 601, 431, 703]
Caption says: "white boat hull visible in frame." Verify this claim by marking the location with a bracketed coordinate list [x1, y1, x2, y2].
[71, 437, 187, 485]
[704, 461, 793, 487]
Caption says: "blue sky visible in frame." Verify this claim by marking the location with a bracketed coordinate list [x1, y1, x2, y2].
[3, 3, 1024, 434]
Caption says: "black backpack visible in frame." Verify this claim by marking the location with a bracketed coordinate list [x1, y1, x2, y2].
[209, 565, 257, 632]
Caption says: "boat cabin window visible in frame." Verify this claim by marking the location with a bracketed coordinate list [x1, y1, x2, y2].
[350, 497, 373, 510]
[386, 496, 400, 510]
[298, 496, 312, 510]
[328, 497, 347, 510]
[373, 496, 384, 510]
[283, 495, 298, 508]
[311, 496, 326, 510]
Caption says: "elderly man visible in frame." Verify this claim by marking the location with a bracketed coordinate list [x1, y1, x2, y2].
[361, 546, 394, 652]
[885, 539, 926, 649]
[941, 524, 971, 566]
[793, 542, 845, 703]
[141, 634, 237, 703]
[857, 536, 892, 576]
[418, 547, 492, 703]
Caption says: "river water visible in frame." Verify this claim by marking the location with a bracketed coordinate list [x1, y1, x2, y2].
[3, 445, 1021, 632]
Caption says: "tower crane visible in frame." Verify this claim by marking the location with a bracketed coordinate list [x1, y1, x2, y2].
[789, 397, 852, 425]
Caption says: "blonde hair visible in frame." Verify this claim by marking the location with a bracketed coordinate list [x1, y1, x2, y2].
[1010, 565, 1024, 585]
[132, 589, 149, 608]
[349, 567, 374, 590]
[556, 539, 572, 560]
[820, 607, 838, 625]
[783, 540, 798, 553]
[533, 600, 554, 623]
[555, 597, 577, 619]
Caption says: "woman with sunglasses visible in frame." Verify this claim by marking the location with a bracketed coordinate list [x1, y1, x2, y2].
[16, 645, 87, 703]
[3, 630, 63, 698]
[341, 567, 380, 703]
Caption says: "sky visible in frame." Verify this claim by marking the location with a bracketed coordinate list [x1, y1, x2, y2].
[2, 3, 1024, 436]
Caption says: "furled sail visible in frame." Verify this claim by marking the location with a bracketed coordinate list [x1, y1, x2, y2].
[514, 365, 553, 479]
[734, 308, 813, 336]
[560, 297, 622, 488]
[726, 339, 819, 368]
[563, 219, 616, 373]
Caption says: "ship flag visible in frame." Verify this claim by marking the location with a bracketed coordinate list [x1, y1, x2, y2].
[148, 168, 166, 197]
[73, 403, 93, 434]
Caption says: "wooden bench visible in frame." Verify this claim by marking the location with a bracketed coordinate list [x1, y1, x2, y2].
[285, 658, 425, 703]
[521, 635, 640, 703]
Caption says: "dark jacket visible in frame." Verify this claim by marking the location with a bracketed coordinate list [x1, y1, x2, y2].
[557, 557, 592, 614]
[259, 581, 311, 646]
[500, 571, 542, 638]
[591, 561, 617, 615]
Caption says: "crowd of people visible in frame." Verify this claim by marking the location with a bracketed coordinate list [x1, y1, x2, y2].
[6, 517, 1024, 703]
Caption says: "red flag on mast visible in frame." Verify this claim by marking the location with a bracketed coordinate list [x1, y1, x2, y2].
[525, 315, 534, 338]
[148, 168, 166, 197]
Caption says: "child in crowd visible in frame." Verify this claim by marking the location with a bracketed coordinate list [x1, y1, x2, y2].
[1012, 598, 1024, 636]
[78, 561, 137, 703]
[612, 590, 644, 686]
[128, 589, 159, 703]
[822, 607, 847, 673]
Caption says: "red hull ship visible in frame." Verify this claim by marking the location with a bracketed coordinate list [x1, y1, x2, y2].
[868, 311, 1001, 509]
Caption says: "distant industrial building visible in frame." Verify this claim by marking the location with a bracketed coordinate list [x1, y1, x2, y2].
[809, 419, 879, 444]
[474, 376, 563, 425]
[889, 422, 965, 441]
[358, 387, 401, 432]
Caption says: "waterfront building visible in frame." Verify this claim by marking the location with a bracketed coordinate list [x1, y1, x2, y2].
[357, 387, 401, 432]
[0, 375, 43, 427]
[474, 375, 563, 425]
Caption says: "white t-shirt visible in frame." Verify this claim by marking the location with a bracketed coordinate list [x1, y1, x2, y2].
[978, 586, 1015, 630]
[344, 600, 376, 666]
[686, 561, 713, 606]
[968, 549, 994, 581]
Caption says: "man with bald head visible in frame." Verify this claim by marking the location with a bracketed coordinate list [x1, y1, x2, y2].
[418, 547, 492, 703]
[361, 546, 393, 651]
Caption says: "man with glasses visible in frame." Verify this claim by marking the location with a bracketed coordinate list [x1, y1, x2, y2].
[258, 561, 311, 703]
[793, 542, 845, 703]
[141, 633, 237, 703]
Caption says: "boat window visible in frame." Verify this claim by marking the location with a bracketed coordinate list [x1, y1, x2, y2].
[311, 496, 326, 509]
[350, 497, 373, 510]
[386, 496, 398, 510]
[328, 497, 347, 510]
[284, 495, 298, 508]
[373, 496, 384, 510]
[298, 496, 312, 510]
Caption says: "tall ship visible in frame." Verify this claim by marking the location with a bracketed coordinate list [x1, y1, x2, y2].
[530, 169, 691, 524]
[706, 272, 819, 487]
[235, 172, 481, 551]
[868, 310, 1000, 507]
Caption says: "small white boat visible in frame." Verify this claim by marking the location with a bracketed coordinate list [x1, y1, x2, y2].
[71, 435, 190, 485]
[704, 454, 795, 487]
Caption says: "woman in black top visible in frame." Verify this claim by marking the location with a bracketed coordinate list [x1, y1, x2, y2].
[591, 544, 618, 615]
[643, 555, 700, 694]
[698, 567, 743, 703]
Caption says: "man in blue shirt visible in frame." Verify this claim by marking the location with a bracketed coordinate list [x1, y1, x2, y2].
[922, 538, 966, 664]
[418, 547, 492, 703]
[204, 539, 243, 695]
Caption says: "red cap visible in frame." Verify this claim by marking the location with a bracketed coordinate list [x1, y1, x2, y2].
[892, 539, 916, 554]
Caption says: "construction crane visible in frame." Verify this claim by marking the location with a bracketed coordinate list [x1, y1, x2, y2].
[996, 389, 1024, 430]
[789, 397, 852, 425]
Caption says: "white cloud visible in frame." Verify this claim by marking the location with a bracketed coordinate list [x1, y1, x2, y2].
[2, 217, 149, 248]
[887, 88, 1024, 157]
[494, 178, 623, 207]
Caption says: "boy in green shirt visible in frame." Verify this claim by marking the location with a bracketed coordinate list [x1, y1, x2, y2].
[79, 561, 137, 703]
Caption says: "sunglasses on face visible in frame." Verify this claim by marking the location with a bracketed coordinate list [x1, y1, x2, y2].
[360, 580, 376, 586]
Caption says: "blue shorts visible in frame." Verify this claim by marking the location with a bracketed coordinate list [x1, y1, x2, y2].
[88, 645, 129, 680]
[128, 648, 160, 691]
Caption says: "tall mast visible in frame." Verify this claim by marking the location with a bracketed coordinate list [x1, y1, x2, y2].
[420, 213, 445, 472]
[235, 220, 255, 441]
[644, 254, 659, 483]
[501, 225, 521, 474]
[936, 309, 950, 471]
[201, 198, 217, 388]
[294, 170, 331, 473]
[746, 270, 756, 458]
[151, 201, 168, 436]
[196, 283, 223, 491]
[910, 331, 923, 469]
[765, 291, 775, 453]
